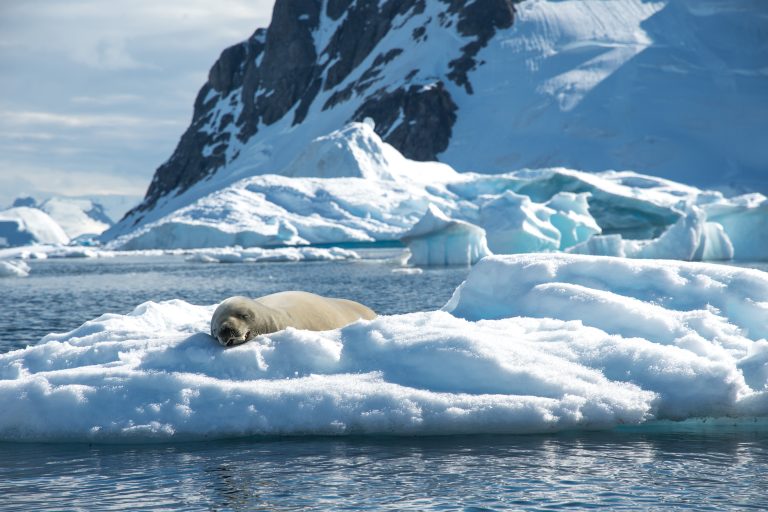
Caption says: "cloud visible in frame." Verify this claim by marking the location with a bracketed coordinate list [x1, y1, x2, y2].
[0, 0, 276, 204]
[1, 0, 274, 70]
[0, 164, 148, 207]
[1, 110, 183, 129]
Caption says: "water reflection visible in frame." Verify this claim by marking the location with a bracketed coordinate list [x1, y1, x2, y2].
[2, 432, 766, 510]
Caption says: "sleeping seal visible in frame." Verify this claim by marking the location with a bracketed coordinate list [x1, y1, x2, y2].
[211, 290, 377, 347]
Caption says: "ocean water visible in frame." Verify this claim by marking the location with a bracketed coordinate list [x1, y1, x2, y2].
[1, 252, 768, 510]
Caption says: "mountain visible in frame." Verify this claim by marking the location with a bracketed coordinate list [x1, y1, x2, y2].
[107, 0, 768, 243]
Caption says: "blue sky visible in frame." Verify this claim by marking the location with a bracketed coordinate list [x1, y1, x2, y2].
[0, 0, 275, 208]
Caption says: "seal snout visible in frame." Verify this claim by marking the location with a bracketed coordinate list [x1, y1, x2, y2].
[217, 324, 247, 348]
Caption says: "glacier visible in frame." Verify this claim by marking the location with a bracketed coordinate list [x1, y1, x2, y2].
[1, 253, 766, 441]
[101, 122, 768, 263]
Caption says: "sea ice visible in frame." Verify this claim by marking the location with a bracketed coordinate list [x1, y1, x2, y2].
[1, 254, 766, 441]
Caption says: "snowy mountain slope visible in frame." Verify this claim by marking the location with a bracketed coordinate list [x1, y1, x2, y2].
[108, 0, 768, 241]
[38, 197, 112, 239]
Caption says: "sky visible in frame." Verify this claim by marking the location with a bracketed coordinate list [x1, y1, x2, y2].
[0, 0, 276, 209]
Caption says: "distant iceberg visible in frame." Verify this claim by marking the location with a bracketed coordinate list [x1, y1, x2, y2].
[2, 253, 766, 441]
[0, 207, 69, 247]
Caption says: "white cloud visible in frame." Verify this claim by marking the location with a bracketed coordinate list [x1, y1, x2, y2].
[1, 110, 183, 129]
[0, 0, 276, 203]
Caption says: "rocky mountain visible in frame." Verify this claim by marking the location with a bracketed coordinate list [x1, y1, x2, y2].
[109, 0, 768, 240]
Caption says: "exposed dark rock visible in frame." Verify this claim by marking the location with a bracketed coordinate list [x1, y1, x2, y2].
[353, 81, 458, 161]
[447, 0, 517, 93]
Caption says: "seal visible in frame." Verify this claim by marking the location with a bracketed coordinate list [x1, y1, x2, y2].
[211, 290, 377, 347]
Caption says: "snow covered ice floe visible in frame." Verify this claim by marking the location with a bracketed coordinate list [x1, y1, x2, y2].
[102, 122, 768, 262]
[2, 254, 768, 441]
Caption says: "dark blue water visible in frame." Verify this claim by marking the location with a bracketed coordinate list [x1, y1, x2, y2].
[1, 432, 767, 511]
[2, 253, 768, 510]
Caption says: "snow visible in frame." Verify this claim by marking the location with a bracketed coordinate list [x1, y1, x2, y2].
[103, 123, 768, 262]
[2, 253, 767, 441]
[0, 207, 69, 247]
[400, 204, 491, 266]
[442, 0, 768, 192]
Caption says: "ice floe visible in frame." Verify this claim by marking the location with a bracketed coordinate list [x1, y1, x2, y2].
[1, 254, 766, 441]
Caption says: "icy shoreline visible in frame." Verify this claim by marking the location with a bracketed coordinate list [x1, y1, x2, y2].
[1, 253, 766, 442]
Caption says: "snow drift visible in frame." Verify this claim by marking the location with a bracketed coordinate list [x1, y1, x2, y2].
[1, 254, 767, 441]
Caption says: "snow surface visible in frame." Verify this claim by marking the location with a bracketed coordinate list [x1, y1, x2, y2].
[2, 254, 767, 442]
[104, 123, 768, 262]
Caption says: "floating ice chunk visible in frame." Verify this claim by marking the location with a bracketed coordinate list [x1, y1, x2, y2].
[705, 193, 768, 261]
[0, 259, 30, 277]
[634, 207, 706, 261]
[567, 234, 626, 257]
[400, 204, 492, 266]
[479, 191, 560, 253]
[546, 192, 601, 249]
[0, 207, 69, 247]
[0, 301, 655, 441]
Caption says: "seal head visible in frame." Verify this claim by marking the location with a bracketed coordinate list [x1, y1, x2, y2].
[210, 296, 284, 347]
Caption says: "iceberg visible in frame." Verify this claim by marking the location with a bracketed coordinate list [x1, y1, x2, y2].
[477, 191, 560, 254]
[0, 207, 69, 247]
[2, 254, 767, 441]
[400, 204, 491, 266]
[102, 124, 768, 261]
